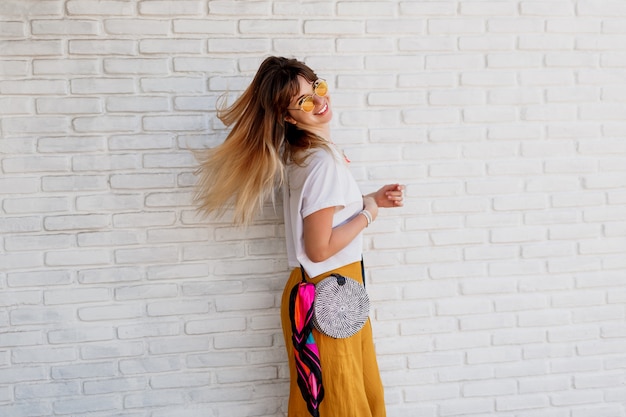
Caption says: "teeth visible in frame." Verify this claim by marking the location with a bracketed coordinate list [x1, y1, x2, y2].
[316, 103, 328, 115]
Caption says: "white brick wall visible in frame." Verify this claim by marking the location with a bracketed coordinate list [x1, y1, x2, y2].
[1, 0, 625, 416]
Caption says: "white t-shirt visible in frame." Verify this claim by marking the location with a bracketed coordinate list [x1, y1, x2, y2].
[283, 145, 364, 278]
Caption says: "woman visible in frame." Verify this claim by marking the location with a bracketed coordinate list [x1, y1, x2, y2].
[195, 56, 404, 417]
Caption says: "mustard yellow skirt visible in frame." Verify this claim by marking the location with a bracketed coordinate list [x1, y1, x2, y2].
[280, 261, 386, 417]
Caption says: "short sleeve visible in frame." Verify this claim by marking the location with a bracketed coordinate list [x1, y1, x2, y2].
[300, 149, 346, 218]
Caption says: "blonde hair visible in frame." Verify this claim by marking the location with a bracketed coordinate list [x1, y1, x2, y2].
[194, 56, 329, 226]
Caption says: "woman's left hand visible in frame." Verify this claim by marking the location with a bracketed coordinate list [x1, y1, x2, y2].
[370, 184, 405, 208]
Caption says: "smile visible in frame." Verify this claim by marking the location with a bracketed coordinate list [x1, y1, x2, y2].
[314, 103, 328, 115]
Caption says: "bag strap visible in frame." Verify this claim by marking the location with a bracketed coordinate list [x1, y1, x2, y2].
[299, 258, 366, 288]
[360, 258, 366, 289]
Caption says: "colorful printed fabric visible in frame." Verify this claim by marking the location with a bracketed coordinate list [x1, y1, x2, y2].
[289, 281, 324, 417]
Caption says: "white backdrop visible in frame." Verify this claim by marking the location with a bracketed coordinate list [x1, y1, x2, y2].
[1, 1, 626, 416]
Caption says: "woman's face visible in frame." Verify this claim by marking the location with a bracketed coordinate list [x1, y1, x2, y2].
[285, 75, 332, 127]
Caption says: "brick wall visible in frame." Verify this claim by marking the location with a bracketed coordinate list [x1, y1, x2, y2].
[1, 1, 626, 416]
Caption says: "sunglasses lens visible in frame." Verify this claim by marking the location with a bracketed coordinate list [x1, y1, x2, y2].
[300, 97, 315, 112]
[314, 80, 328, 97]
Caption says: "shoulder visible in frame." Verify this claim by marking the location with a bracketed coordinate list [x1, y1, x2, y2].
[289, 146, 335, 171]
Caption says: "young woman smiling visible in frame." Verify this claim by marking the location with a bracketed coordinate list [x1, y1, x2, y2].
[195, 56, 404, 417]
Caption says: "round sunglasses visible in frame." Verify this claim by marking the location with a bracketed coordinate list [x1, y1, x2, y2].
[287, 79, 328, 113]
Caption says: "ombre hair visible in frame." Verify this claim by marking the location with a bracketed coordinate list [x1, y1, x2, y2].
[194, 56, 330, 226]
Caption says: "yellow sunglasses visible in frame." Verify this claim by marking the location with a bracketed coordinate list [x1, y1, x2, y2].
[287, 79, 328, 113]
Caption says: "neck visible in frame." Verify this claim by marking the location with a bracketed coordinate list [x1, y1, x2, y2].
[305, 126, 331, 143]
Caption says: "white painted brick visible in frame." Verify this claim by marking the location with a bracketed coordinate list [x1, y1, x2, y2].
[466, 178, 523, 195]
[401, 317, 457, 336]
[83, 376, 147, 395]
[0, 97, 32, 114]
[0, 40, 62, 56]
[466, 346, 522, 365]
[113, 211, 176, 228]
[32, 19, 99, 35]
[81, 342, 144, 361]
[45, 249, 111, 267]
[44, 288, 110, 305]
[143, 115, 207, 131]
[429, 19, 485, 35]
[208, 38, 270, 54]
[66, 2, 132, 16]
[488, 88, 543, 106]
[33, 58, 99, 75]
[7, 269, 72, 288]
[106, 96, 170, 112]
[11, 347, 78, 364]
[400, 2, 456, 16]
[497, 394, 550, 412]
[398, 36, 456, 51]
[426, 54, 484, 70]
[459, 308, 516, 330]
[463, 246, 519, 262]
[73, 115, 140, 133]
[572, 405, 626, 417]
[0, 252, 43, 270]
[10, 306, 74, 326]
[0, 60, 29, 77]
[439, 397, 494, 416]
[209, 0, 270, 16]
[14, 380, 80, 399]
[488, 18, 544, 33]
[405, 383, 459, 402]
[70, 77, 135, 94]
[54, 395, 120, 415]
[141, 1, 203, 16]
[464, 106, 517, 123]
[0, 365, 48, 386]
[494, 194, 548, 211]
[493, 327, 546, 345]
[3, 116, 69, 135]
[0, 21, 25, 37]
[172, 19, 234, 35]
[114, 246, 179, 265]
[78, 267, 144, 284]
[69, 39, 135, 55]
[47, 326, 114, 344]
[491, 226, 547, 243]
[114, 283, 177, 301]
[460, 35, 516, 51]
[44, 214, 109, 231]
[124, 390, 185, 408]
[551, 390, 604, 406]
[399, 71, 456, 89]
[496, 360, 549, 379]
[0, 216, 42, 234]
[337, 2, 394, 17]
[78, 303, 143, 321]
[466, 212, 520, 228]
[522, 2, 575, 16]
[110, 173, 176, 189]
[0, 4, 624, 417]
[103, 20, 166, 37]
[464, 379, 517, 397]
[147, 300, 209, 317]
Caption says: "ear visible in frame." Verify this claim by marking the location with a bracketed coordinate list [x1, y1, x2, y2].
[284, 115, 297, 125]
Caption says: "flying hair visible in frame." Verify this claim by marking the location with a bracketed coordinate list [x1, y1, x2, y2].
[193, 56, 330, 226]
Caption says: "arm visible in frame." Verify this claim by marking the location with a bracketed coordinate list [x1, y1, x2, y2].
[303, 196, 378, 263]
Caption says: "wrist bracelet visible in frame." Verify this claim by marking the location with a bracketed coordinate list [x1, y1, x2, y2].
[360, 209, 372, 227]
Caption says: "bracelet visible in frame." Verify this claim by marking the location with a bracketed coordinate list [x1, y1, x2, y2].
[359, 209, 372, 227]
